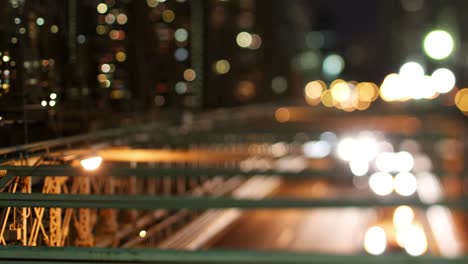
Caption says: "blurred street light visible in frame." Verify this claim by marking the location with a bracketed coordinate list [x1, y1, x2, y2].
[369, 172, 393, 196]
[364, 226, 387, 255]
[423, 30, 454, 60]
[80, 156, 103, 171]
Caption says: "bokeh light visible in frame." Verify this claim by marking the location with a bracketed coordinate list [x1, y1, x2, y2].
[364, 226, 387, 255]
[394, 172, 417, 196]
[413, 154, 433, 173]
[426, 206, 462, 257]
[115, 51, 127, 62]
[417, 172, 443, 203]
[275, 107, 290, 123]
[162, 10, 175, 23]
[175, 82, 188, 94]
[379, 73, 401, 102]
[431, 68, 455, 94]
[356, 82, 378, 102]
[302, 141, 332, 158]
[398, 61, 429, 101]
[146, 0, 159, 8]
[101, 64, 111, 73]
[393, 205, 414, 229]
[96, 25, 107, 35]
[304, 80, 325, 105]
[320, 131, 338, 144]
[294, 51, 320, 71]
[174, 48, 189, 61]
[183, 69, 196, 82]
[271, 76, 288, 94]
[330, 80, 351, 103]
[116, 14, 128, 25]
[154, 95, 165, 106]
[369, 172, 393, 196]
[321, 90, 334, 107]
[105, 14, 116, 24]
[36, 17, 45, 26]
[175, 28, 189, 42]
[235, 80, 256, 101]
[271, 142, 288, 158]
[454, 88, 468, 112]
[80, 156, 103, 171]
[236, 32, 252, 48]
[401, 0, 424, 12]
[402, 225, 428, 256]
[249, 34, 262, 50]
[423, 30, 454, 60]
[349, 159, 369, 176]
[355, 134, 379, 161]
[213, 60, 230, 74]
[50, 25, 59, 33]
[396, 151, 414, 172]
[375, 151, 414, 173]
[399, 61, 424, 77]
[97, 3, 108, 14]
[336, 137, 356, 161]
[322, 54, 345, 77]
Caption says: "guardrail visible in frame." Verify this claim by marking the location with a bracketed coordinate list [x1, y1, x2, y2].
[0, 106, 465, 263]
[0, 246, 467, 263]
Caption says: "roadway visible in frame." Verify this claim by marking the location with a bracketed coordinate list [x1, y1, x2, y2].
[214, 179, 376, 254]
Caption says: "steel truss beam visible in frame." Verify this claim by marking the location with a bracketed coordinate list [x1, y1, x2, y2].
[0, 165, 330, 178]
[0, 246, 466, 263]
[0, 123, 164, 162]
[0, 192, 466, 209]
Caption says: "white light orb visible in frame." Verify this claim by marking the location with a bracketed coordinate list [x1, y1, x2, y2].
[364, 226, 387, 255]
[271, 142, 288, 157]
[80, 156, 103, 171]
[396, 151, 414, 172]
[356, 136, 379, 161]
[378, 141, 394, 153]
[403, 225, 428, 256]
[431, 68, 456, 94]
[423, 30, 454, 60]
[398, 61, 427, 100]
[394, 172, 418, 196]
[417, 172, 442, 203]
[320, 131, 338, 144]
[236, 32, 252, 48]
[302, 141, 331, 159]
[336, 137, 356, 161]
[322, 54, 345, 77]
[399, 61, 425, 77]
[369, 172, 394, 196]
[174, 28, 189, 42]
[349, 159, 369, 176]
[393, 205, 414, 229]
[375, 152, 397, 172]
[380, 73, 402, 102]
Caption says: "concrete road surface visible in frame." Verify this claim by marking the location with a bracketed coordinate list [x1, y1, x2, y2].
[214, 180, 376, 254]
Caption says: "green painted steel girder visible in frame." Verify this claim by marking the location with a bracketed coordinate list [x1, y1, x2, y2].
[0, 165, 331, 178]
[0, 171, 14, 191]
[182, 128, 445, 141]
[0, 192, 466, 209]
[0, 246, 467, 263]
[0, 123, 164, 156]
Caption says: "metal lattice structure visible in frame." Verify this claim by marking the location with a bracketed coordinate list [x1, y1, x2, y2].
[0, 106, 466, 262]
